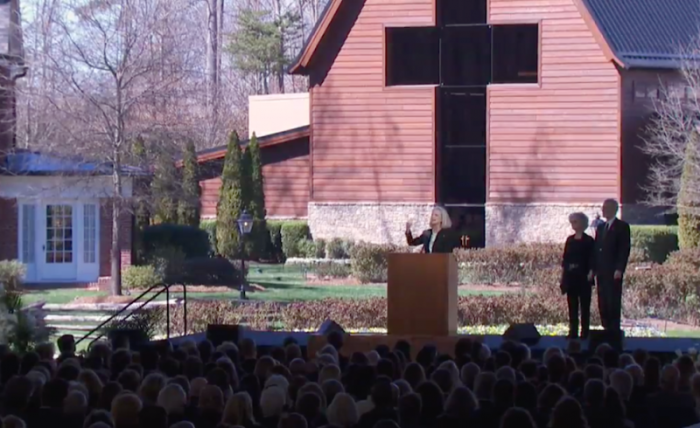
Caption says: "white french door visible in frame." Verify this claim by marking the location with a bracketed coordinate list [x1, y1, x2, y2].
[39, 204, 77, 280]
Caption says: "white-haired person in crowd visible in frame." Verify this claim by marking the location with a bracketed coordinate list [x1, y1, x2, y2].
[561, 211, 596, 339]
[405, 206, 465, 254]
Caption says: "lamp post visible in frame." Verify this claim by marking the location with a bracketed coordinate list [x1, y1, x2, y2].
[237, 210, 253, 300]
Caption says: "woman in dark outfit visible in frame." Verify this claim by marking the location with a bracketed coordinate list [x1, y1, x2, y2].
[561, 212, 596, 339]
[405, 206, 463, 254]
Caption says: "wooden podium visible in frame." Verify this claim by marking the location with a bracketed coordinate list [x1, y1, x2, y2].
[387, 253, 458, 336]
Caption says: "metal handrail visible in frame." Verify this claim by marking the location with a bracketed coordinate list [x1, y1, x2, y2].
[75, 282, 188, 348]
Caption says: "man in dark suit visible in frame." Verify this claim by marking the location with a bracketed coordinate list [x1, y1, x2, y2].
[591, 198, 631, 332]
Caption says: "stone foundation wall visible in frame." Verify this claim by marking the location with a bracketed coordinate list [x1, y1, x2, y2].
[309, 202, 656, 247]
[485, 203, 603, 246]
[308, 203, 435, 245]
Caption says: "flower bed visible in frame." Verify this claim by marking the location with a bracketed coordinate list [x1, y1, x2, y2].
[290, 324, 665, 338]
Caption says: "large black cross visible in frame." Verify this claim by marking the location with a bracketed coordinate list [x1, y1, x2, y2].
[385, 0, 539, 206]
[385, 0, 539, 88]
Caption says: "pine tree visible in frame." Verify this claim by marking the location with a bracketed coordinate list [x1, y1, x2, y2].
[216, 131, 245, 258]
[151, 148, 179, 224]
[178, 140, 202, 227]
[678, 137, 700, 249]
[132, 137, 151, 264]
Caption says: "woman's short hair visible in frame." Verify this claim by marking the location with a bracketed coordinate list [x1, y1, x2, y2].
[432, 206, 452, 229]
[568, 212, 589, 229]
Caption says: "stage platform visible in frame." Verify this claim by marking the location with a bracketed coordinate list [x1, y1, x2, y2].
[166, 329, 700, 360]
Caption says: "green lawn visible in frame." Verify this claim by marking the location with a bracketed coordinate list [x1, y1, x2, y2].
[22, 263, 506, 306]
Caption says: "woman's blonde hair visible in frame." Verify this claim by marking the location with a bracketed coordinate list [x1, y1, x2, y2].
[432, 206, 452, 229]
[221, 392, 255, 425]
[327, 393, 359, 428]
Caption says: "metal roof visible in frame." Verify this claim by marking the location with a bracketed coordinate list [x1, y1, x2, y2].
[194, 125, 311, 160]
[583, 0, 700, 69]
[1, 149, 144, 176]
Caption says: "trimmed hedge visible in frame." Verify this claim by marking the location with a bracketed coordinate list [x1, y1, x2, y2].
[455, 243, 646, 286]
[142, 224, 210, 260]
[165, 255, 700, 334]
[281, 221, 311, 258]
[631, 225, 678, 263]
[350, 243, 411, 284]
[122, 265, 162, 290]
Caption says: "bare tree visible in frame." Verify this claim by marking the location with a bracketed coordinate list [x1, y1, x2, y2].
[642, 52, 700, 213]
[33, 0, 205, 295]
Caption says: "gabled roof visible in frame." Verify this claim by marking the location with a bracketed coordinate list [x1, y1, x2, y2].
[191, 126, 310, 164]
[290, 0, 700, 73]
[1, 149, 145, 176]
[288, 0, 339, 74]
[583, 0, 700, 69]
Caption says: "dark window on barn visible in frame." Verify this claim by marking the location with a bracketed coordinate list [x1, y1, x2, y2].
[385, 27, 439, 86]
[492, 24, 539, 84]
[438, 0, 487, 26]
[441, 26, 492, 86]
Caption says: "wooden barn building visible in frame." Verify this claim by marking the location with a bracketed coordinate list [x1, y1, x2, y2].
[201, 0, 700, 247]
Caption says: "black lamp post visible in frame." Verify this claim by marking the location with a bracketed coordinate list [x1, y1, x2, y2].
[237, 210, 253, 300]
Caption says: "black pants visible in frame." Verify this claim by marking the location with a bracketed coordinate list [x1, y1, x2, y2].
[567, 285, 592, 338]
[597, 275, 623, 331]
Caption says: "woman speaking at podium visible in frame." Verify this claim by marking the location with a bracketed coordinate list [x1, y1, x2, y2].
[405, 206, 463, 253]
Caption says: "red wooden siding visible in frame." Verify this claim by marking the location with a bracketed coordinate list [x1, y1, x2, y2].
[488, 0, 621, 203]
[200, 137, 310, 218]
[309, 0, 436, 203]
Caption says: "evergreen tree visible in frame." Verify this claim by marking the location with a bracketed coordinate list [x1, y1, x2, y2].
[132, 137, 151, 263]
[216, 131, 245, 258]
[247, 133, 268, 258]
[248, 133, 266, 219]
[678, 137, 700, 249]
[151, 148, 179, 224]
[178, 140, 202, 227]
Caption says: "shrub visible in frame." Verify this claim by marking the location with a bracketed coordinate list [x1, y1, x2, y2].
[310, 262, 352, 279]
[168, 301, 284, 335]
[298, 239, 326, 259]
[148, 246, 186, 284]
[281, 221, 311, 258]
[631, 225, 678, 263]
[456, 243, 562, 286]
[103, 308, 164, 341]
[142, 223, 210, 260]
[200, 220, 217, 255]
[122, 265, 162, 290]
[625, 263, 700, 324]
[266, 221, 285, 262]
[350, 243, 408, 284]
[179, 257, 242, 286]
[666, 248, 700, 270]
[327, 238, 351, 259]
[0, 260, 25, 292]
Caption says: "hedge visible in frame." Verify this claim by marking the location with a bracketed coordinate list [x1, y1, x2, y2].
[630, 225, 678, 263]
[160, 252, 700, 334]
[281, 221, 311, 258]
[142, 224, 210, 260]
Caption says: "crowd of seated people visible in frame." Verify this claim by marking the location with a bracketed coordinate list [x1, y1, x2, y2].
[0, 332, 699, 428]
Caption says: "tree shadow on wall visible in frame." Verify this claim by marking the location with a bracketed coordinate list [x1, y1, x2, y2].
[497, 126, 551, 244]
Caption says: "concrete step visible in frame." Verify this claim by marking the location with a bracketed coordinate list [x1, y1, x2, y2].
[43, 299, 180, 312]
[45, 315, 110, 323]
[48, 324, 98, 332]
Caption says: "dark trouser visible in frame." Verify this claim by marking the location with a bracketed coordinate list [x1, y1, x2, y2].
[567, 285, 592, 338]
[597, 274, 623, 331]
